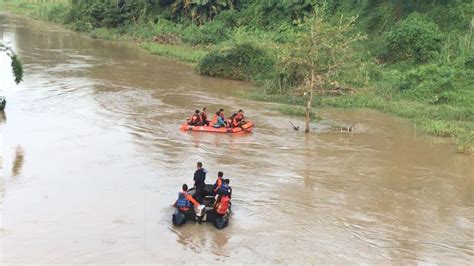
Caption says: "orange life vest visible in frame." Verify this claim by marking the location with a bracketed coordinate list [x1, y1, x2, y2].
[216, 196, 230, 215]
[227, 117, 234, 127]
[236, 113, 244, 122]
[232, 118, 240, 127]
[189, 114, 201, 125]
[210, 114, 218, 125]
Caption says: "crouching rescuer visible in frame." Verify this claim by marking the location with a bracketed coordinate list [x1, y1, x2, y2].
[172, 184, 200, 226]
[206, 185, 231, 229]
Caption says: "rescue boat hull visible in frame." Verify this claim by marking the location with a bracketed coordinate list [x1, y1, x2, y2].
[180, 121, 254, 133]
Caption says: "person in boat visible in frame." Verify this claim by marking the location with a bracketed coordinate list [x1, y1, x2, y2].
[213, 110, 227, 128]
[188, 110, 202, 126]
[224, 178, 232, 199]
[213, 171, 224, 194]
[174, 183, 200, 212]
[227, 113, 238, 128]
[206, 181, 231, 226]
[201, 107, 209, 126]
[216, 178, 231, 198]
[235, 109, 246, 125]
[210, 108, 224, 126]
[193, 162, 207, 202]
[213, 192, 231, 217]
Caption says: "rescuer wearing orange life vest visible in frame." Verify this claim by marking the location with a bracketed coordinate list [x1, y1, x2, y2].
[174, 184, 200, 212]
[226, 113, 237, 128]
[235, 109, 245, 126]
[214, 193, 230, 216]
[188, 110, 202, 126]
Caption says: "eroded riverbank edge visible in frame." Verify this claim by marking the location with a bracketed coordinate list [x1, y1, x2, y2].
[0, 3, 471, 155]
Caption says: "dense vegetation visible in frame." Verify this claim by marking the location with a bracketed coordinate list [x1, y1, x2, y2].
[1, 0, 472, 153]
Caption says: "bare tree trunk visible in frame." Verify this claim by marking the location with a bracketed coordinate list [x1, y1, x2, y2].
[305, 69, 315, 133]
[304, 90, 312, 132]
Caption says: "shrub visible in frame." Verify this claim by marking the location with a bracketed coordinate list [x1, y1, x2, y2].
[198, 43, 275, 81]
[384, 13, 443, 63]
[465, 54, 474, 69]
[397, 64, 456, 104]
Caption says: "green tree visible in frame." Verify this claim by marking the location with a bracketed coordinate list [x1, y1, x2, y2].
[385, 13, 443, 63]
[281, 12, 365, 132]
[171, 0, 238, 24]
[1, 42, 23, 84]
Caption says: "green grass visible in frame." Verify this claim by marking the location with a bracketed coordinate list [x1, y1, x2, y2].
[140, 42, 207, 64]
[273, 105, 320, 120]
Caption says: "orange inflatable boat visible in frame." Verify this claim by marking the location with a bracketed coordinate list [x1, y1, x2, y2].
[180, 121, 254, 133]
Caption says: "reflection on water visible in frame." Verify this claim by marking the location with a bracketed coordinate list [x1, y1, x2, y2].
[0, 110, 5, 124]
[0, 13, 473, 265]
[11, 145, 24, 177]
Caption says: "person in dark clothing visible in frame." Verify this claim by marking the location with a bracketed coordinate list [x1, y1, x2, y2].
[193, 162, 207, 202]
[216, 178, 231, 198]
[201, 107, 209, 126]
[224, 178, 232, 199]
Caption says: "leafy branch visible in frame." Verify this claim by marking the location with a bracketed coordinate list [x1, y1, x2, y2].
[0, 42, 23, 84]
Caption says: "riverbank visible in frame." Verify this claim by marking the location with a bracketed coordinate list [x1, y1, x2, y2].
[1, 0, 472, 154]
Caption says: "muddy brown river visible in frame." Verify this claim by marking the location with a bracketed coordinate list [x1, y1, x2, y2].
[1, 14, 473, 264]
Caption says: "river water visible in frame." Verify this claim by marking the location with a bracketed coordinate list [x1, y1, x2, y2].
[0, 14, 473, 264]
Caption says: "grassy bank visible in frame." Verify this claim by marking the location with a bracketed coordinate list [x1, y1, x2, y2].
[1, 0, 472, 154]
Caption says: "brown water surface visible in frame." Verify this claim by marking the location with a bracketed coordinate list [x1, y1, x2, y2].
[0, 14, 473, 264]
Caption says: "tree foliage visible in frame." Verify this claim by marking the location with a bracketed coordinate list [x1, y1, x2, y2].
[170, 0, 239, 25]
[239, 0, 316, 29]
[0, 42, 23, 84]
[67, 0, 155, 30]
[280, 11, 366, 132]
[384, 13, 443, 63]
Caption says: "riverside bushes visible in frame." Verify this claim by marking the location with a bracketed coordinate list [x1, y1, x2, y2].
[384, 13, 443, 63]
[198, 43, 275, 81]
[397, 64, 456, 104]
